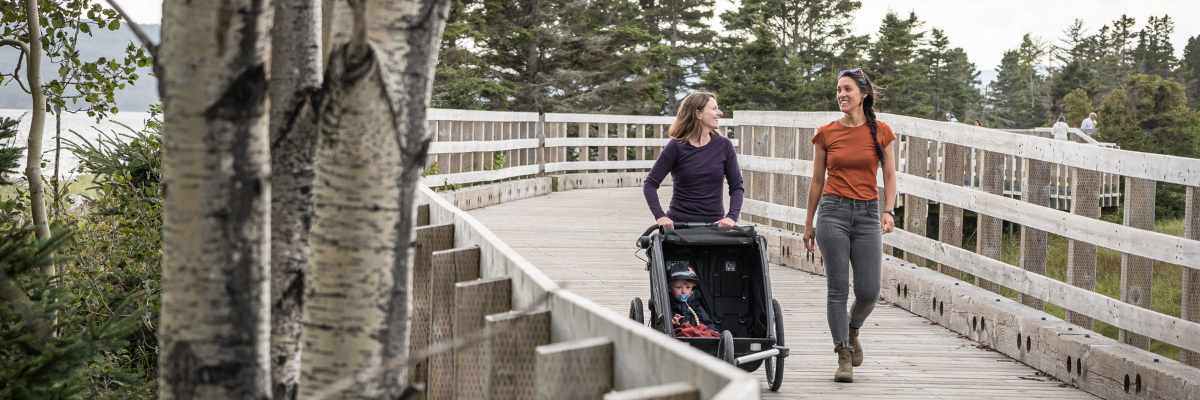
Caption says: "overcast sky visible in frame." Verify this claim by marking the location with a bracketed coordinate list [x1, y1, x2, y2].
[113, 0, 1197, 82]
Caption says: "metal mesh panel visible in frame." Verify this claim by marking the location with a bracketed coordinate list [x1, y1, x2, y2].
[938, 143, 966, 279]
[976, 150, 1005, 293]
[411, 224, 456, 391]
[1184, 186, 1200, 366]
[486, 309, 551, 400]
[454, 278, 512, 400]
[1066, 167, 1101, 328]
[1120, 177, 1156, 349]
[904, 137, 930, 267]
[772, 127, 796, 229]
[1019, 158, 1051, 310]
[797, 128, 815, 214]
[428, 247, 481, 400]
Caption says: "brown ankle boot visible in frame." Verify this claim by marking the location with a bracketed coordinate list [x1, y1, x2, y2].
[849, 328, 863, 366]
[835, 346, 854, 383]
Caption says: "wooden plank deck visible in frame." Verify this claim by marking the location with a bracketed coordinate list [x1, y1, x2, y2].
[467, 187, 1095, 399]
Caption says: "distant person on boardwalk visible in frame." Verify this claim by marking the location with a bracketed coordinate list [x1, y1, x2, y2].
[975, 119, 982, 127]
[643, 92, 744, 229]
[802, 69, 897, 383]
[1081, 113, 1097, 130]
[1053, 116, 1069, 141]
[945, 113, 958, 123]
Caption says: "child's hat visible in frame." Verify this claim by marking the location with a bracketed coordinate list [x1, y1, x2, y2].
[667, 263, 700, 282]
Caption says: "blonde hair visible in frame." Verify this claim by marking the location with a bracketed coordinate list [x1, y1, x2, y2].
[669, 92, 720, 142]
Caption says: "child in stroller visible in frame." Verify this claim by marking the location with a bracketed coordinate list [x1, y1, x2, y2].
[667, 263, 719, 337]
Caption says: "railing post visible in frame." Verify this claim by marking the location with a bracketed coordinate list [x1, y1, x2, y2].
[410, 224, 456, 394]
[976, 150, 1005, 293]
[1066, 167, 1102, 328]
[636, 123, 645, 163]
[450, 121, 463, 175]
[454, 277, 512, 399]
[618, 123, 628, 172]
[882, 134, 901, 255]
[534, 337, 614, 400]
[1120, 177, 1156, 349]
[904, 137, 929, 268]
[1183, 185, 1200, 366]
[602, 382, 698, 400]
[938, 143, 966, 279]
[1019, 158, 1051, 310]
[599, 123, 609, 167]
[652, 124, 663, 161]
[428, 246, 482, 400]
[485, 309, 552, 399]
[535, 115, 546, 177]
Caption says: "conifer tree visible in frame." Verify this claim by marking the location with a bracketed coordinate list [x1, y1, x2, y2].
[703, 26, 812, 111]
[1182, 35, 1200, 110]
[868, 10, 930, 117]
[1132, 15, 1176, 77]
[640, 0, 716, 114]
[989, 39, 1048, 129]
[921, 28, 981, 121]
[1063, 88, 1094, 128]
[720, 0, 864, 83]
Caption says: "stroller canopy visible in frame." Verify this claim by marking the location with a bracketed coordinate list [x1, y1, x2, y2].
[661, 226, 757, 247]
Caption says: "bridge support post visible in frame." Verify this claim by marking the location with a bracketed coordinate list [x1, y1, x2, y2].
[618, 123, 628, 172]
[427, 246, 482, 400]
[1184, 186, 1200, 366]
[904, 137, 929, 268]
[1066, 167, 1101, 328]
[976, 150, 1005, 293]
[1120, 177, 1156, 349]
[938, 143, 966, 279]
[534, 337, 614, 400]
[454, 277, 513, 399]
[485, 309, 552, 399]
[411, 224, 456, 394]
[1019, 158, 1052, 311]
[752, 125, 771, 225]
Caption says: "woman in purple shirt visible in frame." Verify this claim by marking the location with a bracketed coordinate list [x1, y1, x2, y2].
[643, 92, 744, 228]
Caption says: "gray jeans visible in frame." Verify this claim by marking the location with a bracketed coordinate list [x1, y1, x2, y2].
[815, 194, 882, 352]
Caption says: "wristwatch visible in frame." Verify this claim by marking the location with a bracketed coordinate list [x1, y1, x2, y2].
[882, 209, 895, 217]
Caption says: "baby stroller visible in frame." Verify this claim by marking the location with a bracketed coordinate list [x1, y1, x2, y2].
[631, 222, 788, 391]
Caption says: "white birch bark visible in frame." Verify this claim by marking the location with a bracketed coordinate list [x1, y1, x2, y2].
[157, 0, 274, 398]
[297, 0, 451, 398]
[269, 0, 323, 398]
[23, 0, 50, 243]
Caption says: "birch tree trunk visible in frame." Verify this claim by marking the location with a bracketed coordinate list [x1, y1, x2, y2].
[269, 0, 323, 398]
[23, 0, 50, 243]
[157, 0, 274, 398]
[297, 0, 450, 398]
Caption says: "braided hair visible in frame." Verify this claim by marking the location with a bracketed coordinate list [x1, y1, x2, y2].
[840, 69, 885, 162]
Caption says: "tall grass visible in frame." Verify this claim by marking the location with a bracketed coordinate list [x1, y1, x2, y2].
[953, 218, 1186, 360]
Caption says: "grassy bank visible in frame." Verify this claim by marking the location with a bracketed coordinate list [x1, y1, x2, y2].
[950, 218, 1186, 361]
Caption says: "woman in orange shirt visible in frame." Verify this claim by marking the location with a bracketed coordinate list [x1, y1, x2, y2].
[802, 69, 897, 383]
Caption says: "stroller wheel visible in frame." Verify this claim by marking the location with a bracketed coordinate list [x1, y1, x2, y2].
[629, 297, 644, 324]
[719, 330, 735, 365]
[766, 299, 784, 391]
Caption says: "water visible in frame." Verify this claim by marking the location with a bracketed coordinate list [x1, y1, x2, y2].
[0, 109, 154, 180]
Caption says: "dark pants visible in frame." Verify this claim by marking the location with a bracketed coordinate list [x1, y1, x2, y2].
[815, 194, 882, 352]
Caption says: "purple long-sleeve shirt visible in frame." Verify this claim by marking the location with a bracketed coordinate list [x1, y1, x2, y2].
[643, 133, 744, 223]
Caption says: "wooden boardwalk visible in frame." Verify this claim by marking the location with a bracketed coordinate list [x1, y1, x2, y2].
[468, 187, 1096, 399]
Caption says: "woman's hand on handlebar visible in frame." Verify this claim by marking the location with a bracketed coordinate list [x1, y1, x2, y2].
[656, 216, 674, 229]
[803, 225, 816, 253]
[716, 218, 735, 229]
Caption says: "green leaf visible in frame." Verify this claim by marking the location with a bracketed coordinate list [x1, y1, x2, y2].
[80, 23, 90, 34]
[59, 66, 70, 77]
[107, 20, 120, 31]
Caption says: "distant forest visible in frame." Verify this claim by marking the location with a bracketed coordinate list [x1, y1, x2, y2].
[433, 1, 1200, 132]
[0, 24, 159, 112]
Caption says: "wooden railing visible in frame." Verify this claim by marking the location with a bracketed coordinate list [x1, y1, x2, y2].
[422, 109, 736, 188]
[730, 111, 1200, 365]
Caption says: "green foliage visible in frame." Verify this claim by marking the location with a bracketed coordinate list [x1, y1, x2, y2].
[1063, 88, 1094, 128]
[702, 27, 814, 112]
[988, 35, 1049, 128]
[868, 11, 931, 117]
[0, 224, 151, 399]
[1, 0, 151, 118]
[0, 118, 23, 186]
[1049, 60, 1096, 117]
[641, 0, 716, 114]
[920, 28, 981, 121]
[1181, 35, 1200, 110]
[422, 161, 439, 178]
[1132, 15, 1176, 77]
[491, 150, 507, 170]
[719, 0, 864, 86]
[434, 0, 663, 113]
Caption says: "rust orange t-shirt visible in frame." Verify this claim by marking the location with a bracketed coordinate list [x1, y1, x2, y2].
[811, 120, 896, 201]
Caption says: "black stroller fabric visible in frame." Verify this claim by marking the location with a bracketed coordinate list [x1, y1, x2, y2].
[657, 226, 768, 338]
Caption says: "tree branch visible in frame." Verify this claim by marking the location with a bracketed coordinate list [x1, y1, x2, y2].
[0, 39, 34, 94]
[101, 0, 159, 59]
